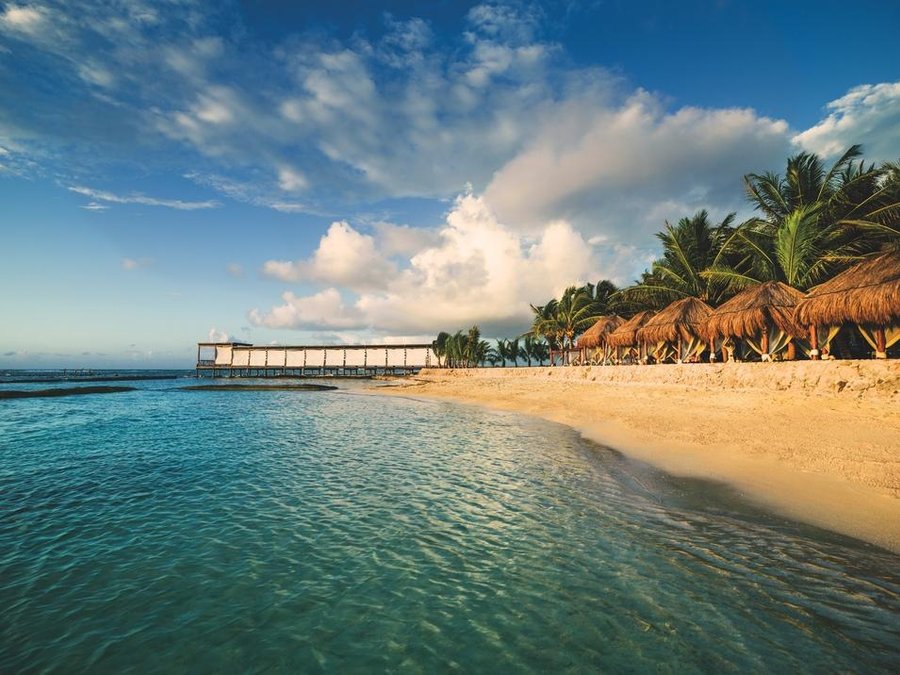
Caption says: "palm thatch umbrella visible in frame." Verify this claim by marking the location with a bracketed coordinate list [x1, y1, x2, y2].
[794, 250, 900, 358]
[637, 297, 713, 363]
[705, 281, 805, 361]
[607, 310, 656, 363]
[576, 315, 624, 364]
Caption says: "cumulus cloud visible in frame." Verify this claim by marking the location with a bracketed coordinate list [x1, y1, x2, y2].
[69, 185, 219, 210]
[250, 288, 366, 330]
[251, 193, 601, 336]
[484, 89, 791, 241]
[792, 82, 900, 161]
[262, 221, 397, 291]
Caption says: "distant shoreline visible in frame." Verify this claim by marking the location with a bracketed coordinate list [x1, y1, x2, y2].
[378, 360, 900, 553]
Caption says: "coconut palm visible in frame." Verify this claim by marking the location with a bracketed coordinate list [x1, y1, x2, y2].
[709, 146, 900, 294]
[618, 210, 737, 310]
[432, 331, 450, 368]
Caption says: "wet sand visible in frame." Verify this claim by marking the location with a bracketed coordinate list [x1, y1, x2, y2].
[380, 360, 900, 553]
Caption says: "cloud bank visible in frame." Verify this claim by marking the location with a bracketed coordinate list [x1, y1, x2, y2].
[251, 194, 600, 335]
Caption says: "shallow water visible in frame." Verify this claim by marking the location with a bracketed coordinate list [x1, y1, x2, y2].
[1, 377, 898, 672]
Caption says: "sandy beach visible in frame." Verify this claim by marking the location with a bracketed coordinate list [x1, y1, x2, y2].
[381, 360, 900, 553]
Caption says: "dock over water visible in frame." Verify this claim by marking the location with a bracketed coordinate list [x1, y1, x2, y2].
[196, 342, 436, 377]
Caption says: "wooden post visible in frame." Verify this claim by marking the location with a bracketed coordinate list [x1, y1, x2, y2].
[760, 329, 769, 360]
[809, 325, 819, 360]
[875, 327, 887, 358]
[786, 341, 796, 361]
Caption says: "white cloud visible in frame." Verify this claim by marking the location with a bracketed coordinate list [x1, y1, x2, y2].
[262, 221, 397, 291]
[81, 201, 108, 211]
[208, 327, 230, 342]
[0, 4, 46, 35]
[792, 82, 900, 161]
[121, 256, 153, 270]
[226, 262, 243, 277]
[484, 89, 791, 241]
[69, 185, 219, 210]
[277, 164, 308, 191]
[250, 288, 367, 330]
[184, 172, 312, 213]
[373, 221, 440, 256]
[251, 193, 601, 336]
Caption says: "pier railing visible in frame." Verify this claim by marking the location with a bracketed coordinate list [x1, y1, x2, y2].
[196, 342, 436, 378]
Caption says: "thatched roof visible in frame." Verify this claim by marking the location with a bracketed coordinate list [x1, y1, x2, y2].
[706, 281, 806, 340]
[576, 315, 625, 349]
[636, 297, 713, 344]
[794, 251, 900, 327]
[607, 310, 656, 348]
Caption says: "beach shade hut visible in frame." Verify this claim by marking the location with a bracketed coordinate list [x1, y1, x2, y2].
[575, 315, 624, 364]
[607, 310, 656, 364]
[794, 250, 900, 359]
[705, 281, 806, 362]
[636, 297, 714, 363]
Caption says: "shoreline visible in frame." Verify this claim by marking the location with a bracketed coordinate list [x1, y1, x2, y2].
[378, 360, 900, 553]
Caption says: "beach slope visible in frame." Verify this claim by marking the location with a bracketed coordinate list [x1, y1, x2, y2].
[381, 360, 900, 553]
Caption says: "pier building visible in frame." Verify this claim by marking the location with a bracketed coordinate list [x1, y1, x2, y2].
[196, 342, 435, 377]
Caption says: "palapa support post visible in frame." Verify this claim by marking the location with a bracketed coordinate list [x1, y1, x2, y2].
[809, 325, 819, 360]
[760, 330, 769, 361]
[875, 327, 887, 358]
[786, 341, 796, 361]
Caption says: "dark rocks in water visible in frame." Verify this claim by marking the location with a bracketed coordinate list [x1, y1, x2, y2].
[0, 386, 137, 399]
[180, 384, 338, 392]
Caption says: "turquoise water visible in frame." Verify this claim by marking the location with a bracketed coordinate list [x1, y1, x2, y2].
[1, 376, 898, 672]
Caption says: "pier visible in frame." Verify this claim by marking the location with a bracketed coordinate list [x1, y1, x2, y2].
[196, 342, 435, 377]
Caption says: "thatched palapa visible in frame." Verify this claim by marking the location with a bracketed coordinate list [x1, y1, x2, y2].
[577, 315, 624, 349]
[706, 281, 806, 340]
[607, 310, 656, 348]
[794, 251, 900, 328]
[637, 297, 713, 345]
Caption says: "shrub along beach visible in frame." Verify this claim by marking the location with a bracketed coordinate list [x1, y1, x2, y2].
[396, 146, 900, 552]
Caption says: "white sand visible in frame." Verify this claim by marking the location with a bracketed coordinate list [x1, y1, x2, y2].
[379, 360, 900, 553]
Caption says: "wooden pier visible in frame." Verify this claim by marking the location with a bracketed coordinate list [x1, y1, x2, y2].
[196, 342, 435, 378]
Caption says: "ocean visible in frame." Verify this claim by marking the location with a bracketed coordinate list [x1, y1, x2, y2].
[1, 372, 898, 672]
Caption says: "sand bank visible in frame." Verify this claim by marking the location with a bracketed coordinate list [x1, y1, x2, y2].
[380, 360, 900, 553]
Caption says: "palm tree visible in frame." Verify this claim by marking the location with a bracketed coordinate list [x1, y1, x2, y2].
[530, 340, 550, 365]
[618, 210, 737, 310]
[432, 332, 450, 368]
[706, 146, 900, 294]
[521, 335, 539, 366]
[583, 280, 619, 315]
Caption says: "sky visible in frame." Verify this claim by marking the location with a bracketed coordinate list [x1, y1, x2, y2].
[1, 0, 899, 368]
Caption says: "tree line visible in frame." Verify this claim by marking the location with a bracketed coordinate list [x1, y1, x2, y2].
[433, 145, 899, 366]
[528, 145, 898, 350]
[431, 329, 550, 368]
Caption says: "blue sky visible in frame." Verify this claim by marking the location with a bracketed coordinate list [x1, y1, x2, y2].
[1, 0, 898, 368]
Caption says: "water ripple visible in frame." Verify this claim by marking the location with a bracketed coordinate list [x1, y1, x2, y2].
[1, 385, 898, 672]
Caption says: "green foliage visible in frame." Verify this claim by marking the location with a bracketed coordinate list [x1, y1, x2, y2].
[527, 280, 620, 352]
[617, 146, 899, 310]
